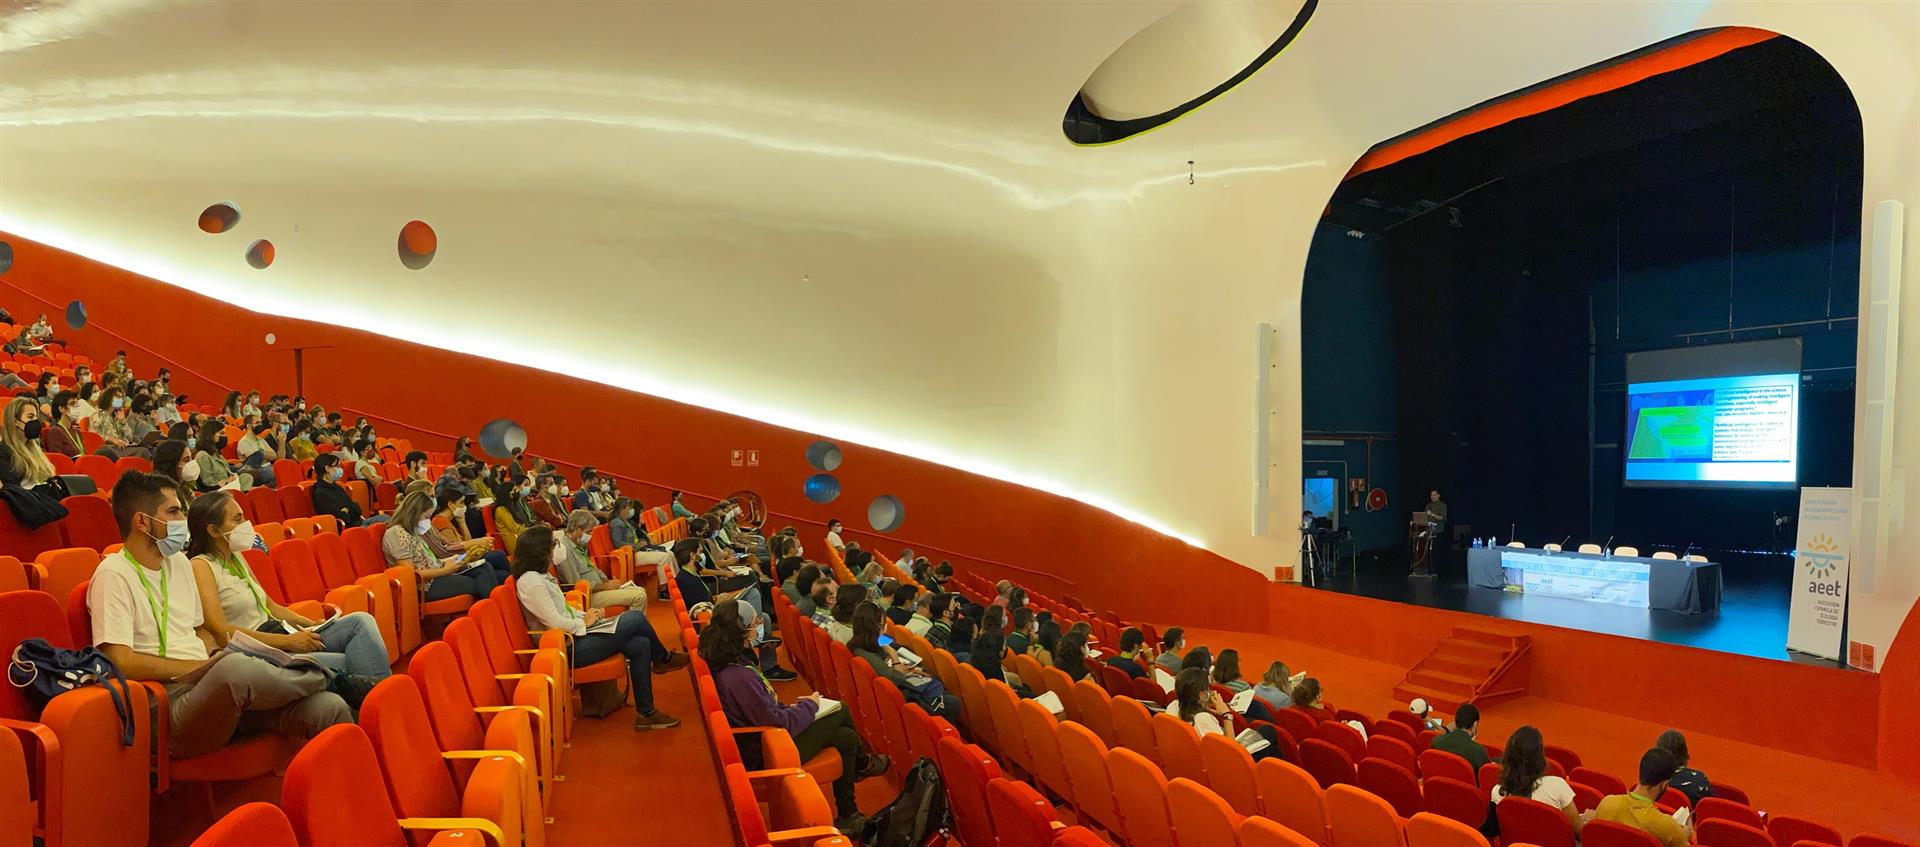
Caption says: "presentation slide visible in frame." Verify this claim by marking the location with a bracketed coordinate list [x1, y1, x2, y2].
[1624, 372, 1799, 486]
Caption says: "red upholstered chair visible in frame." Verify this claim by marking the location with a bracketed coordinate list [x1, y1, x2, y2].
[1198, 731, 1263, 818]
[1713, 782, 1753, 806]
[935, 737, 1004, 847]
[1372, 719, 1419, 748]
[1850, 837, 1917, 847]
[1358, 757, 1424, 817]
[1497, 796, 1576, 847]
[281, 724, 497, 847]
[988, 777, 1062, 847]
[56, 495, 117, 550]
[1543, 744, 1581, 772]
[1242, 816, 1325, 847]
[1696, 797, 1766, 829]
[1366, 734, 1418, 773]
[1478, 761, 1500, 791]
[1388, 709, 1425, 731]
[359, 675, 532, 847]
[74, 455, 117, 493]
[1149, 712, 1207, 783]
[1275, 707, 1319, 742]
[1657, 786, 1690, 812]
[1335, 708, 1371, 727]
[1569, 766, 1627, 796]
[1111, 697, 1158, 760]
[1072, 681, 1120, 748]
[189, 803, 299, 847]
[1583, 819, 1666, 847]
[1052, 826, 1112, 847]
[0, 504, 64, 561]
[1423, 775, 1488, 829]
[1317, 720, 1368, 763]
[1768, 816, 1842, 847]
[1699, 820, 1780, 847]
[1099, 663, 1134, 698]
[1108, 748, 1176, 847]
[1326, 784, 1406, 847]
[1057, 721, 1123, 834]
[1300, 738, 1357, 789]
[1130, 677, 1171, 707]
[1571, 782, 1604, 813]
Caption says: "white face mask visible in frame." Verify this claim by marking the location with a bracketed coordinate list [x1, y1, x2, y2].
[415, 518, 433, 536]
[547, 485, 559, 495]
[453, 505, 466, 517]
[549, 542, 567, 566]
[226, 520, 257, 551]
[180, 461, 201, 482]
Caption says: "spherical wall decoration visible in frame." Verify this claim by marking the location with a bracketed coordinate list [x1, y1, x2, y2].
[197, 202, 241, 234]
[803, 473, 841, 504]
[478, 418, 529, 459]
[398, 220, 436, 270]
[245, 239, 274, 269]
[867, 495, 905, 532]
[63, 300, 88, 330]
[264, 333, 277, 345]
[805, 440, 843, 472]
[0, 241, 12, 274]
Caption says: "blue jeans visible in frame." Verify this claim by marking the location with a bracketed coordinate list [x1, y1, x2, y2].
[571, 612, 660, 714]
[307, 612, 391, 678]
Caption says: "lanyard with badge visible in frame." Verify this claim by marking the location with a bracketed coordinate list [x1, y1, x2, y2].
[125, 549, 171, 658]
[221, 553, 272, 621]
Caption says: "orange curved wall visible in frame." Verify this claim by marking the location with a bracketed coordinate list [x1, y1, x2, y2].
[6, 230, 1914, 782]
[0, 231, 1272, 634]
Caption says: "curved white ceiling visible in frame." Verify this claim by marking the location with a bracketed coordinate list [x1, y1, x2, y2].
[0, 1, 1915, 584]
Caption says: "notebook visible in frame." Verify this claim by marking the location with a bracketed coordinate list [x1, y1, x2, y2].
[1033, 690, 1066, 716]
[1235, 727, 1271, 754]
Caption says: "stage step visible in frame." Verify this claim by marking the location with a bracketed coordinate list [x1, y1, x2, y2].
[1392, 628, 1532, 715]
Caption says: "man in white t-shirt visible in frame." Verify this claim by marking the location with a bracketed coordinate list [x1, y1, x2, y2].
[87, 472, 350, 758]
[824, 519, 845, 556]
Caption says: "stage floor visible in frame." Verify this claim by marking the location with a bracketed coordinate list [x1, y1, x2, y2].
[1303, 551, 1844, 668]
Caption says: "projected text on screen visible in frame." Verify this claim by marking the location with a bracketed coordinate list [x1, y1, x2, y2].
[1624, 373, 1798, 487]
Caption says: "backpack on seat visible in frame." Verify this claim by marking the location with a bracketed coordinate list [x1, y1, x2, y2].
[857, 756, 950, 847]
[7, 638, 138, 744]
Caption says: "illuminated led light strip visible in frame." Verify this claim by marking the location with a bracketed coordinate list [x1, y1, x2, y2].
[0, 217, 1209, 549]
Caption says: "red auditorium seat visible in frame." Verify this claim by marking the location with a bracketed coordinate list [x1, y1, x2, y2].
[1699, 820, 1781, 847]
[112, 455, 150, 477]
[988, 777, 1063, 847]
[245, 486, 287, 524]
[0, 505, 65, 561]
[188, 803, 299, 847]
[1768, 816, 1842, 847]
[1569, 766, 1627, 796]
[1422, 776, 1489, 829]
[1497, 796, 1576, 847]
[277, 484, 315, 519]
[1299, 738, 1357, 789]
[281, 724, 495, 847]
[1357, 757, 1423, 817]
[1583, 820, 1665, 847]
[935, 736, 1005, 847]
[1365, 733, 1417, 773]
[73, 454, 117, 492]
[54, 495, 117, 550]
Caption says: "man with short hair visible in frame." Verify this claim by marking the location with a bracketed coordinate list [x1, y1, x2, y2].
[824, 519, 846, 556]
[1428, 702, 1491, 771]
[87, 472, 353, 757]
[555, 509, 649, 610]
[905, 593, 936, 637]
[572, 468, 612, 521]
[529, 474, 568, 528]
[1005, 607, 1035, 655]
[926, 593, 958, 648]
[402, 450, 431, 486]
[1109, 627, 1150, 679]
[1593, 747, 1693, 847]
[1154, 627, 1186, 674]
[308, 453, 364, 526]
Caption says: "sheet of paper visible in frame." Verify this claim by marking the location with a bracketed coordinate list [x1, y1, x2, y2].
[1235, 727, 1271, 754]
[1154, 667, 1177, 693]
[1033, 690, 1065, 716]
[1230, 688, 1257, 714]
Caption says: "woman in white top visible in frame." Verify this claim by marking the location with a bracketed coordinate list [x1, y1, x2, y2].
[1491, 725, 1583, 832]
[183, 489, 392, 679]
[509, 525, 684, 731]
[383, 490, 493, 602]
[1169, 667, 1284, 761]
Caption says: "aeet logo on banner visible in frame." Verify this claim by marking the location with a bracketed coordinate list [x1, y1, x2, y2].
[1788, 488, 1851, 661]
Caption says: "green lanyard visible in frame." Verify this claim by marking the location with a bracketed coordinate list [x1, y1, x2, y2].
[125, 549, 171, 658]
[220, 553, 271, 620]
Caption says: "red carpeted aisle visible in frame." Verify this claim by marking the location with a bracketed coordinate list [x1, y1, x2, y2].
[1181, 625, 1920, 842]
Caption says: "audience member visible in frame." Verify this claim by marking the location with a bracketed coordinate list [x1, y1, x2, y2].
[1169, 668, 1284, 761]
[824, 518, 846, 555]
[37, 391, 83, 458]
[86, 472, 351, 758]
[1492, 725, 1582, 831]
[1005, 607, 1036, 656]
[494, 476, 538, 551]
[1054, 629, 1091, 682]
[191, 419, 249, 491]
[851, 603, 959, 716]
[1, 397, 57, 489]
[925, 593, 957, 648]
[825, 585, 863, 644]
[969, 616, 1025, 693]
[555, 509, 647, 610]
[1252, 661, 1294, 711]
[703, 613, 889, 832]
[234, 420, 278, 487]
[607, 497, 676, 595]
[1289, 677, 1336, 724]
[1154, 627, 1186, 674]
[886, 584, 918, 627]
[511, 526, 685, 730]
[1031, 617, 1061, 667]
[1410, 697, 1446, 731]
[904, 592, 935, 636]
[184, 490, 389, 682]
[1180, 646, 1213, 675]
[1592, 748, 1691, 847]
[1654, 729, 1713, 804]
[307, 453, 364, 527]
[1105, 627, 1149, 679]
[1429, 702, 1491, 771]
[383, 491, 494, 602]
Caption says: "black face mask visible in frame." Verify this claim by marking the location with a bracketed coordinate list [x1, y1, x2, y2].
[216, 435, 229, 448]
[22, 419, 43, 441]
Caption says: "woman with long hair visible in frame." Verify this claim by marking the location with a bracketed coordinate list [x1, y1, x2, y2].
[1031, 617, 1061, 668]
[382, 490, 492, 602]
[493, 475, 537, 552]
[151, 439, 194, 490]
[510, 526, 684, 731]
[825, 584, 864, 645]
[184, 490, 390, 680]
[1493, 725, 1581, 830]
[1171, 667, 1285, 760]
[1212, 648, 1250, 692]
[1053, 629, 1091, 682]
[1290, 677, 1336, 723]
[191, 418, 248, 492]
[0, 397, 57, 488]
[1252, 661, 1295, 711]
[700, 611, 888, 830]
[850, 602, 959, 715]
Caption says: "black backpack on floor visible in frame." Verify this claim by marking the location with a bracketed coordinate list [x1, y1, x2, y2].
[856, 757, 949, 847]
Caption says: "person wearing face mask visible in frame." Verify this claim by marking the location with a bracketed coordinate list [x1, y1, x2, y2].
[554, 509, 648, 610]
[185, 490, 390, 684]
[284, 420, 317, 461]
[34, 390, 84, 459]
[234, 419, 279, 487]
[384, 490, 497, 602]
[191, 419, 251, 492]
[511, 526, 686, 730]
[607, 497, 676, 596]
[308, 453, 365, 526]
[86, 472, 352, 758]
[493, 475, 538, 552]
[401, 450, 431, 486]
[529, 474, 569, 529]
[571, 468, 613, 521]
[125, 395, 160, 445]
[432, 492, 501, 562]
[240, 391, 262, 418]
[0, 397, 58, 489]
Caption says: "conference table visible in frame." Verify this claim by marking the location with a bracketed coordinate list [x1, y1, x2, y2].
[1466, 546, 1722, 615]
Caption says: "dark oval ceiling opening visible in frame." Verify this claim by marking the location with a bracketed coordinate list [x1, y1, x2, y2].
[1063, 0, 1316, 146]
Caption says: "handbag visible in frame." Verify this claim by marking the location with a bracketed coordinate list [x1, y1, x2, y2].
[577, 680, 627, 718]
[900, 676, 951, 715]
[7, 638, 138, 745]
